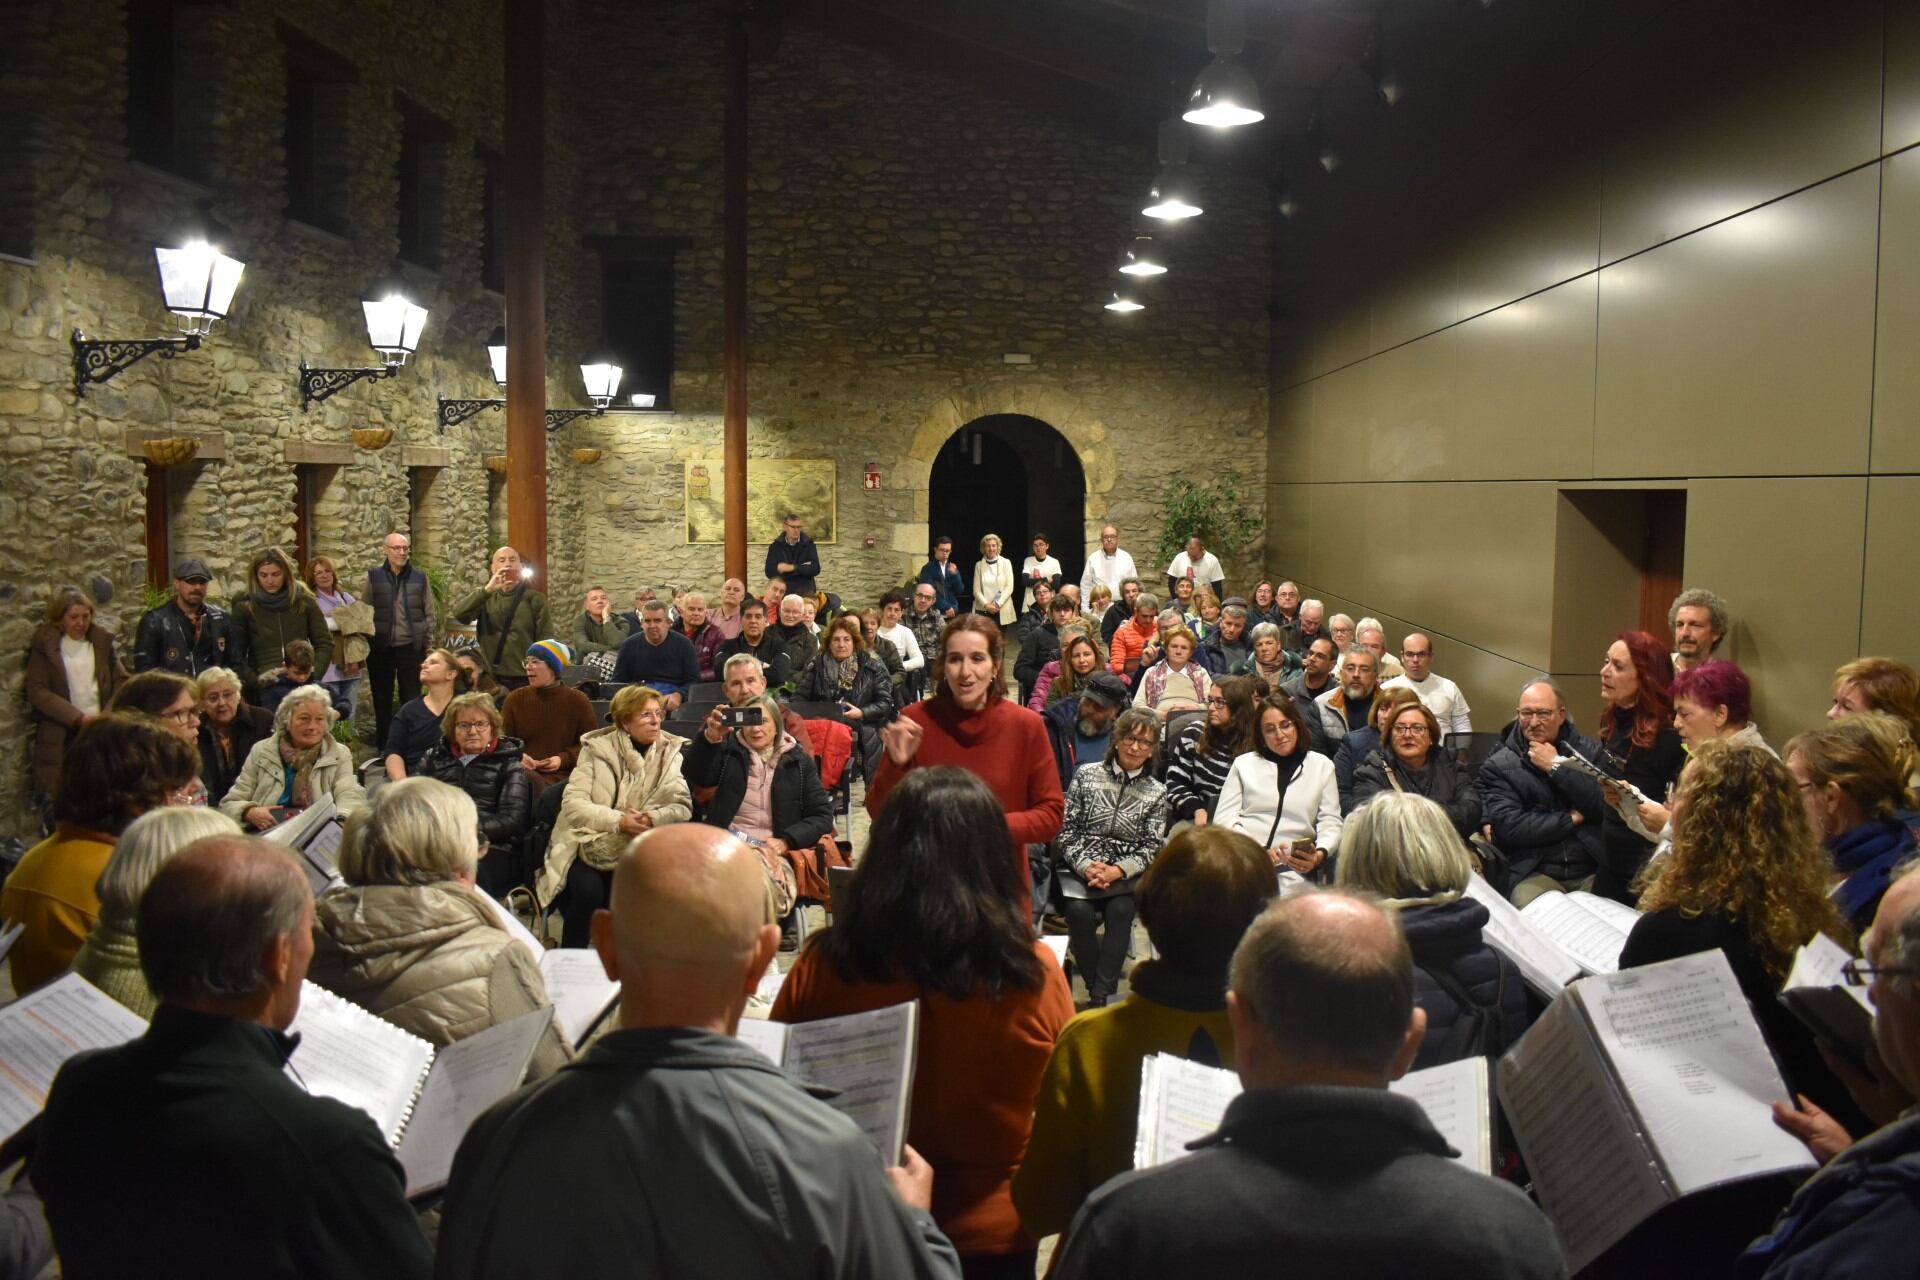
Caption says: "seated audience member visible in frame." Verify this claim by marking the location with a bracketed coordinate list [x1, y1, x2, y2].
[690, 692, 834, 936]
[1101, 577, 1142, 647]
[195, 666, 271, 806]
[1328, 612, 1356, 652]
[1057, 709, 1171, 1006]
[1336, 794, 1529, 1068]
[1202, 602, 1251, 674]
[617, 587, 654, 630]
[1352, 699, 1482, 837]
[692, 655, 817, 783]
[1030, 627, 1103, 711]
[1191, 586, 1223, 640]
[1742, 867, 1920, 1277]
[1235, 621, 1301, 687]
[1163, 535, 1224, 600]
[1132, 624, 1212, 722]
[611, 602, 700, 708]
[382, 646, 462, 780]
[310, 778, 570, 1079]
[675, 590, 726, 682]
[2, 715, 201, 994]
[1827, 655, 1920, 752]
[1085, 582, 1113, 627]
[707, 577, 748, 639]
[756, 576, 786, 619]
[1022, 532, 1062, 614]
[1622, 740, 1865, 1133]
[1247, 580, 1282, 629]
[1786, 712, 1918, 936]
[73, 807, 241, 1018]
[451, 546, 553, 692]
[451, 644, 507, 707]
[1594, 631, 1687, 903]
[109, 670, 209, 804]
[1290, 597, 1329, 654]
[1352, 619, 1404, 682]
[773, 768, 1074, 1273]
[796, 615, 895, 781]
[230, 546, 333, 698]
[919, 536, 967, 616]
[860, 606, 908, 696]
[502, 640, 597, 792]
[254, 637, 317, 717]
[540, 685, 693, 945]
[1382, 633, 1472, 736]
[1016, 594, 1079, 704]
[1043, 672, 1131, 792]
[906, 582, 947, 665]
[1281, 635, 1338, 704]
[570, 584, 632, 657]
[714, 597, 793, 687]
[436, 825, 961, 1278]
[32, 838, 434, 1280]
[220, 685, 366, 832]
[26, 584, 126, 810]
[1014, 827, 1273, 1240]
[416, 691, 534, 897]
[1049, 892, 1561, 1280]
[1169, 576, 1197, 626]
[774, 593, 821, 676]
[1315, 646, 1381, 748]
[1017, 579, 1056, 644]
[1107, 591, 1161, 681]
[1215, 696, 1343, 887]
[876, 590, 929, 692]
[1333, 687, 1423, 806]
[1668, 586, 1729, 675]
[1479, 677, 1606, 905]
[1167, 675, 1261, 827]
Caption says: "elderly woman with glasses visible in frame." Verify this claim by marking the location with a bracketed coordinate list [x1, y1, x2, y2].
[1351, 700, 1483, 838]
[219, 683, 366, 831]
[192, 666, 271, 806]
[539, 684, 693, 946]
[309, 776, 571, 1080]
[417, 691, 534, 898]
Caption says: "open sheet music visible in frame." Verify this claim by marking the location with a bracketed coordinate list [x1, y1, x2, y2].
[1779, 933, 1875, 1068]
[264, 794, 344, 894]
[1463, 875, 1583, 996]
[1550, 752, 1658, 841]
[1497, 949, 1815, 1273]
[1518, 891, 1639, 977]
[0, 972, 147, 1143]
[536, 949, 620, 1048]
[1132, 1053, 1492, 1175]
[735, 1001, 919, 1163]
[286, 982, 549, 1197]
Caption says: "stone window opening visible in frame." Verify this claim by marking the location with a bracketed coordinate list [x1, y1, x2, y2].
[588, 239, 686, 412]
[126, 0, 218, 184]
[396, 95, 453, 271]
[281, 24, 358, 235]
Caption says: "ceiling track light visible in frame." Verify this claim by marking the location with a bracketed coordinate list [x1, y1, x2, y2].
[1183, 0, 1264, 128]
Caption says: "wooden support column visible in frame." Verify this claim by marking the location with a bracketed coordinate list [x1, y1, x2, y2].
[504, 0, 548, 583]
[722, 8, 749, 582]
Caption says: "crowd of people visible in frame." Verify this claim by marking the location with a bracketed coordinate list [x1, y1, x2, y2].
[5, 517, 1920, 1279]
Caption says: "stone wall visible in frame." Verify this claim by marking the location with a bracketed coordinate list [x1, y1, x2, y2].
[565, 1, 1271, 612]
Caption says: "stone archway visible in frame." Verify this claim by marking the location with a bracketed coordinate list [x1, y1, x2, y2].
[888, 383, 1119, 576]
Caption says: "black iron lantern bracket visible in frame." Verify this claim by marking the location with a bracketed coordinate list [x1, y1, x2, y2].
[72, 329, 201, 399]
[299, 361, 398, 411]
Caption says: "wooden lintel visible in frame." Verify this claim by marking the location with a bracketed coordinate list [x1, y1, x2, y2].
[123, 428, 227, 460]
[401, 447, 453, 468]
[283, 441, 354, 465]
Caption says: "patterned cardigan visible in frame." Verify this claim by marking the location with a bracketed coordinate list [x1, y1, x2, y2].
[1058, 760, 1172, 884]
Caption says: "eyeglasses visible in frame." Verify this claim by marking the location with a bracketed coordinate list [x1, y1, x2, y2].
[1841, 958, 1916, 986]
[1515, 709, 1558, 721]
[1391, 724, 1431, 737]
[163, 707, 202, 725]
[453, 720, 494, 735]
[1205, 697, 1228, 707]
[630, 709, 664, 723]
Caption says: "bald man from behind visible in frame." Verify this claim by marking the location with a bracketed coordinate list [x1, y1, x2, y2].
[435, 824, 962, 1279]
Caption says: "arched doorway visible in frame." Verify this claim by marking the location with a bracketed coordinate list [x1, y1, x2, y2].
[927, 415, 1087, 609]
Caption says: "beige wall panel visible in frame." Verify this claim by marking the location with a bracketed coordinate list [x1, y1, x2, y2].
[1454, 276, 1599, 480]
[1311, 288, 1374, 378]
[1683, 477, 1867, 741]
[1273, 328, 1315, 393]
[1269, 383, 1314, 482]
[1364, 329, 1459, 481]
[1550, 489, 1650, 673]
[1873, 149, 1920, 472]
[1457, 97, 1602, 318]
[1594, 169, 1879, 477]
[1598, 0, 1883, 261]
[1266, 483, 1313, 581]
[1860, 476, 1920, 661]
[1889, 0, 1920, 153]
[1371, 247, 1461, 354]
[1308, 363, 1369, 483]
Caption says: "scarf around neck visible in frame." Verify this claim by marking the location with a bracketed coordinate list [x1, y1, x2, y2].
[1829, 818, 1912, 919]
[278, 735, 324, 808]
[252, 580, 293, 611]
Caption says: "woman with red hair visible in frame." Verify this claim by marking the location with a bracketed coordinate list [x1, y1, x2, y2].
[1595, 630, 1686, 902]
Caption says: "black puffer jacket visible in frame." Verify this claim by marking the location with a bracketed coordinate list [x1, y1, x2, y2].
[794, 652, 895, 725]
[415, 735, 534, 847]
[198, 705, 274, 806]
[1351, 751, 1482, 836]
[1399, 898, 1533, 1070]
[1477, 720, 1606, 886]
[691, 735, 835, 851]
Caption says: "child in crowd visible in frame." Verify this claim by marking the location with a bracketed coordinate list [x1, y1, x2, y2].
[256, 639, 318, 716]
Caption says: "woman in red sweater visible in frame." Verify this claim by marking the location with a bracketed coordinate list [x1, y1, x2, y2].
[868, 615, 1063, 899]
[772, 767, 1073, 1278]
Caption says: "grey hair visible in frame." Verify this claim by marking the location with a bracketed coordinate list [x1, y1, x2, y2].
[95, 808, 242, 933]
[1342, 645, 1378, 668]
[721, 652, 764, 681]
[1329, 613, 1355, 631]
[194, 666, 242, 698]
[1355, 617, 1385, 640]
[1221, 604, 1248, 622]
[1301, 598, 1324, 614]
[1336, 793, 1472, 909]
[1134, 592, 1160, 614]
[1248, 622, 1283, 646]
[338, 776, 481, 886]
[1519, 675, 1567, 708]
[1668, 587, 1730, 640]
[138, 836, 313, 1005]
[273, 683, 337, 735]
[1102, 707, 1163, 768]
[681, 592, 707, 608]
[640, 599, 670, 617]
[745, 694, 786, 764]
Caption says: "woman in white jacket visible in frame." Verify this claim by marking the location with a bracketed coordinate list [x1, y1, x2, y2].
[973, 532, 1016, 626]
[1214, 694, 1343, 892]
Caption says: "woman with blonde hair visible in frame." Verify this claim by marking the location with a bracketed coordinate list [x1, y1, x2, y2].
[1623, 738, 1863, 1132]
[310, 776, 570, 1079]
[1131, 624, 1211, 721]
[194, 665, 270, 806]
[230, 545, 332, 696]
[26, 585, 127, 809]
[973, 532, 1016, 626]
[1785, 711, 1918, 935]
[220, 683, 365, 830]
[1337, 792, 1530, 1068]
[305, 554, 363, 718]
[72, 807, 241, 1016]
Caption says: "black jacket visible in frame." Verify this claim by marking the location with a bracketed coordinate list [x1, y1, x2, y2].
[1596, 719, 1687, 893]
[795, 652, 895, 724]
[764, 534, 822, 596]
[1351, 751, 1483, 836]
[691, 735, 835, 850]
[715, 632, 793, 687]
[774, 622, 820, 678]
[32, 1005, 433, 1280]
[1477, 719, 1606, 885]
[1015, 622, 1062, 703]
[416, 735, 534, 846]
[1399, 899, 1532, 1070]
[134, 599, 235, 676]
[362, 561, 435, 649]
[198, 704, 274, 805]
[1333, 727, 1383, 810]
[1202, 632, 1251, 676]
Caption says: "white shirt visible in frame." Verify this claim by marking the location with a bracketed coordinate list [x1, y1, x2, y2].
[1019, 555, 1062, 612]
[875, 622, 925, 672]
[1080, 547, 1137, 612]
[1382, 672, 1472, 736]
[60, 635, 100, 717]
[974, 557, 1016, 624]
[1165, 550, 1224, 589]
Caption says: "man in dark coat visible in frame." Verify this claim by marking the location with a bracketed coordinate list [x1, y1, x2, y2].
[764, 514, 823, 598]
[134, 556, 234, 677]
[1477, 676, 1606, 904]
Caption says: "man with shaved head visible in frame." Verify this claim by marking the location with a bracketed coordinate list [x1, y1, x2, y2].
[1053, 891, 1562, 1280]
[34, 837, 432, 1279]
[436, 825, 962, 1278]
[1383, 633, 1473, 736]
